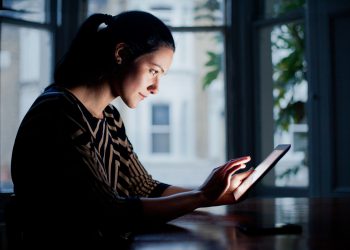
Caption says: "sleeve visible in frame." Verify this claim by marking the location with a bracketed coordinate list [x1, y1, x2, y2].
[109, 104, 170, 198]
[149, 183, 171, 197]
[126, 139, 170, 198]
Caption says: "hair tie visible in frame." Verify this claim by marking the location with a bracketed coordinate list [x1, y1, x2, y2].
[104, 14, 114, 26]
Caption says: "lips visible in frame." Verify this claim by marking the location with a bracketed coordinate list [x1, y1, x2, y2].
[139, 93, 147, 99]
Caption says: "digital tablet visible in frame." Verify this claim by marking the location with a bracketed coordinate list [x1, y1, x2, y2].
[233, 144, 291, 201]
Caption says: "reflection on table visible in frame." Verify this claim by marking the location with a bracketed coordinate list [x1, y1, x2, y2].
[131, 197, 350, 250]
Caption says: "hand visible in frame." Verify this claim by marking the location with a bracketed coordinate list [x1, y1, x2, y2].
[212, 167, 254, 206]
[198, 156, 253, 206]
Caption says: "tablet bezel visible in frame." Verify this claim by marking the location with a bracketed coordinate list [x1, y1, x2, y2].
[233, 144, 291, 201]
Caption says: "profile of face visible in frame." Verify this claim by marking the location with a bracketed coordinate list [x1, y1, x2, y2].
[114, 46, 174, 109]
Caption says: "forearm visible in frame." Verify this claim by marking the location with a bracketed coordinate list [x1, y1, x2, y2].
[141, 190, 207, 223]
[161, 185, 191, 196]
[139, 157, 252, 223]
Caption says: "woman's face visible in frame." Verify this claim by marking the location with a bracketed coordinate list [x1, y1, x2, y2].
[115, 46, 174, 109]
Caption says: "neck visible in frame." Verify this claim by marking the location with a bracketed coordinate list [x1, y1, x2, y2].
[67, 83, 114, 119]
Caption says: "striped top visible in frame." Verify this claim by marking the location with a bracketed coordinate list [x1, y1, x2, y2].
[11, 86, 169, 239]
[71, 88, 169, 198]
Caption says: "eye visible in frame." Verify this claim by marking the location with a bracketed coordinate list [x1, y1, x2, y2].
[149, 69, 159, 76]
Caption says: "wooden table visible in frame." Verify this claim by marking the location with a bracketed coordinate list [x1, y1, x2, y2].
[130, 197, 350, 250]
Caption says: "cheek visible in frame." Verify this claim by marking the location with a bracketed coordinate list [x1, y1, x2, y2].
[124, 70, 149, 91]
[124, 76, 143, 93]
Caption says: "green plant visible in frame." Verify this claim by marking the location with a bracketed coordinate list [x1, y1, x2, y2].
[197, 0, 307, 183]
[272, 22, 306, 132]
[203, 40, 222, 89]
[194, 0, 223, 90]
[270, 1, 307, 181]
[198, 0, 307, 129]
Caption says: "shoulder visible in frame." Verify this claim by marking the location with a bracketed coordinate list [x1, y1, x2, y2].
[30, 86, 78, 113]
[19, 86, 84, 130]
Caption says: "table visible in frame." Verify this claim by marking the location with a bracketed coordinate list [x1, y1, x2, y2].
[130, 197, 350, 250]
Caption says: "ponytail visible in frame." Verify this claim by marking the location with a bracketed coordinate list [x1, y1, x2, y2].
[54, 14, 112, 86]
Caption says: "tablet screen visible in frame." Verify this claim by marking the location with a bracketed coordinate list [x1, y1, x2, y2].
[233, 144, 291, 201]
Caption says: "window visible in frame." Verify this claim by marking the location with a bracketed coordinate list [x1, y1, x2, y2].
[151, 104, 171, 153]
[0, 0, 53, 192]
[152, 104, 170, 125]
[0, 0, 47, 22]
[255, 0, 308, 191]
[88, 0, 226, 187]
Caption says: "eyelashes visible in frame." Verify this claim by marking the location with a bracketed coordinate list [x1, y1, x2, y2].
[149, 68, 159, 76]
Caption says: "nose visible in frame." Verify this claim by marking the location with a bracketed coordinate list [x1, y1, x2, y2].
[148, 79, 159, 95]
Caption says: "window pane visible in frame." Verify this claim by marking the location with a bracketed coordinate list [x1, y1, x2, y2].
[87, 0, 225, 27]
[0, 24, 52, 192]
[260, 0, 305, 19]
[152, 104, 170, 125]
[152, 133, 170, 153]
[1, 0, 48, 23]
[112, 31, 225, 187]
[259, 21, 308, 188]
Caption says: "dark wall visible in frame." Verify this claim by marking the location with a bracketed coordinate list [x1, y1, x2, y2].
[307, 0, 350, 197]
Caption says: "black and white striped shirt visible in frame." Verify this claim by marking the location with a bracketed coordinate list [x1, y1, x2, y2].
[11, 86, 169, 240]
[72, 89, 169, 198]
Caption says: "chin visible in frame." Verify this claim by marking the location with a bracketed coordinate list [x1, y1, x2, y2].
[125, 101, 139, 109]
[128, 104, 138, 109]
[120, 97, 138, 109]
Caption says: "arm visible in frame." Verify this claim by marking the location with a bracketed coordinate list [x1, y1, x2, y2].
[139, 156, 252, 223]
[141, 190, 205, 223]
[159, 164, 254, 206]
[114, 106, 251, 212]
[161, 185, 191, 196]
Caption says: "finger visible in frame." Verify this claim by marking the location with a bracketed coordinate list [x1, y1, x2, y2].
[226, 156, 251, 168]
[223, 164, 246, 183]
[235, 156, 251, 163]
[223, 164, 249, 194]
[222, 156, 251, 173]
[228, 156, 251, 165]
[235, 168, 255, 181]
[225, 164, 247, 179]
[222, 165, 250, 195]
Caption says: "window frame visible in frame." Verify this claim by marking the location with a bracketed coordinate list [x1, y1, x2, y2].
[0, 0, 314, 201]
[0, 1, 57, 193]
[0, 0, 64, 221]
[254, 3, 308, 197]
[226, 0, 309, 198]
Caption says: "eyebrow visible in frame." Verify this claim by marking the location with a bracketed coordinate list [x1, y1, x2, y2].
[151, 62, 165, 74]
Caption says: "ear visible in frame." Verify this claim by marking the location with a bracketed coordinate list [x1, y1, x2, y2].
[114, 43, 128, 64]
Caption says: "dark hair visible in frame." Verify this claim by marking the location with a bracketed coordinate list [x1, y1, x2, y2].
[53, 11, 175, 88]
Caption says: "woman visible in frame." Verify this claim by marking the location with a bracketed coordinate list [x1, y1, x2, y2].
[10, 10, 253, 245]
